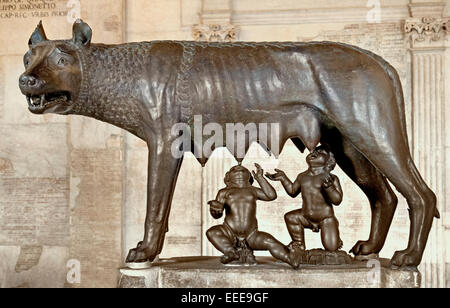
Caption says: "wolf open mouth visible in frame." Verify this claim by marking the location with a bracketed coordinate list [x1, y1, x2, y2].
[26, 91, 71, 113]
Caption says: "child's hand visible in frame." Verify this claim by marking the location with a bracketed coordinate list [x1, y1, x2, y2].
[265, 169, 287, 181]
[208, 200, 224, 219]
[322, 174, 334, 188]
[252, 163, 264, 179]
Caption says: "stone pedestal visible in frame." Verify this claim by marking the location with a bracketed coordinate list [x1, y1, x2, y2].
[118, 256, 421, 288]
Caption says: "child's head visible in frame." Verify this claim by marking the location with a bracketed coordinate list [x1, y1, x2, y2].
[224, 165, 254, 187]
[306, 145, 336, 172]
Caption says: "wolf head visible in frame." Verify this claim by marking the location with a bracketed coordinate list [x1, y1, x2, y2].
[19, 20, 92, 115]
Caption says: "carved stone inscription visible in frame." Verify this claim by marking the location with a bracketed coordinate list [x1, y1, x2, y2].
[0, 0, 69, 19]
[0, 63, 3, 117]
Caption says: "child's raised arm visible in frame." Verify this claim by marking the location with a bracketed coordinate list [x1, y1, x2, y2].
[266, 169, 303, 198]
[252, 164, 277, 201]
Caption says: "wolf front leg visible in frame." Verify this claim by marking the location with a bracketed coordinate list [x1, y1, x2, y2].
[126, 138, 184, 263]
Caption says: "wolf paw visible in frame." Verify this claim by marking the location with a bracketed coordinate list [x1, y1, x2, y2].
[350, 240, 379, 256]
[391, 249, 420, 268]
[126, 241, 157, 263]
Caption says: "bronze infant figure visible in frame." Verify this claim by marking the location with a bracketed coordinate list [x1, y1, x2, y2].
[267, 146, 343, 253]
[207, 164, 303, 268]
[19, 20, 439, 268]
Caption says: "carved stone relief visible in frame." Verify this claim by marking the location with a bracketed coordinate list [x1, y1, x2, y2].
[192, 23, 239, 42]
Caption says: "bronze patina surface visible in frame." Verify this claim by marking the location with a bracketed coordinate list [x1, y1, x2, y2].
[19, 20, 439, 268]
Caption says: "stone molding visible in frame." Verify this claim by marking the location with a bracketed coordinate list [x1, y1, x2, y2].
[231, 6, 408, 25]
[192, 23, 239, 42]
[181, 2, 409, 28]
[408, 2, 446, 18]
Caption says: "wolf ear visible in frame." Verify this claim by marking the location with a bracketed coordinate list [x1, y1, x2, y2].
[72, 19, 92, 46]
[28, 21, 48, 47]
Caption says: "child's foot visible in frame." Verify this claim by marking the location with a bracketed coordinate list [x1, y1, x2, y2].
[288, 245, 307, 269]
[288, 241, 305, 251]
[245, 253, 257, 265]
[220, 251, 240, 264]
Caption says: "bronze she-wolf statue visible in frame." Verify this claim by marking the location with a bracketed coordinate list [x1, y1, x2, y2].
[19, 20, 439, 268]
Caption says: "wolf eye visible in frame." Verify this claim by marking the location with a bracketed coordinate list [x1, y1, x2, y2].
[57, 57, 67, 66]
[23, 54, 30, 68]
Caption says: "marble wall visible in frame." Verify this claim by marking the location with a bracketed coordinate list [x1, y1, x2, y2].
[0, 0, 448, 288]
[0, 0, 125, 288]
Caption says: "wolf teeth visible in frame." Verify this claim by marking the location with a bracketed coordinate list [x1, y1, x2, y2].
[30, 95, 44, 106]
[28, 92, 69, 110]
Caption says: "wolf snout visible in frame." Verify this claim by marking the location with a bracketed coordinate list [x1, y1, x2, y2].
[19, 74, 44, 94]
